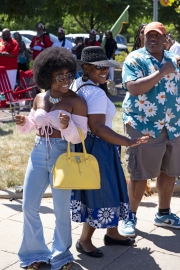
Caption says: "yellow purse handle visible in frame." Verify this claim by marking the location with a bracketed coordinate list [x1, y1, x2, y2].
[67, 127, 89, 161]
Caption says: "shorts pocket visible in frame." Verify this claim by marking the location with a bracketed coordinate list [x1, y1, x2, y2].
[125, 146, 140, 175]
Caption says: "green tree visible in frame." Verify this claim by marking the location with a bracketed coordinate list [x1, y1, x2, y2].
[159, 0, 180, 41]
[0, 0, 152, 34]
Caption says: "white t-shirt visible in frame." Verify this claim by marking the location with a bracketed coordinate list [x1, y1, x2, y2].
[169, 41, 180, 56]
[52, 38, 73, 51]
[71, 77, 116, 129]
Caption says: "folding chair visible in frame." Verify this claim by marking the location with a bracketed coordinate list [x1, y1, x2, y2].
[19, 69, 40, 99]
[0, 66, 34, 120]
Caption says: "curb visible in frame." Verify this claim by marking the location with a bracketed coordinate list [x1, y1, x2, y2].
[1, 180, 180, 199]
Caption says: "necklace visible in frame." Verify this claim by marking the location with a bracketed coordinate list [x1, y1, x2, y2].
[49, 95, 62, 104]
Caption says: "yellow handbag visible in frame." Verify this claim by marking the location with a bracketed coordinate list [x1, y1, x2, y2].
[53, 127, 101, 190]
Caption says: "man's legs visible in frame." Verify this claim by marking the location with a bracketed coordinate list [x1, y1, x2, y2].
[156, 172, 175, 209]
[128, 180, 147, 212]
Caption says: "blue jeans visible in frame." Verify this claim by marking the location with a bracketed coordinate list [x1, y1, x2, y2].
[18, 136, 74, 270]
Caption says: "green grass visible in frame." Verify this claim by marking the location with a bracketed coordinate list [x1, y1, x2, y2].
[114, 101, 122, 109]
[0, 122, 35, 190]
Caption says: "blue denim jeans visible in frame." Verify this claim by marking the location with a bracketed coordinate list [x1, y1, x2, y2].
[18, 136, 74, 270]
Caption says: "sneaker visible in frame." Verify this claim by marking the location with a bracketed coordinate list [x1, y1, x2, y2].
[120, 216, 137, 237]
[154, 212, 180, 229]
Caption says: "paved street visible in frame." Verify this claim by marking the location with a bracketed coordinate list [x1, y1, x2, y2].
[0, 192, 180, 270]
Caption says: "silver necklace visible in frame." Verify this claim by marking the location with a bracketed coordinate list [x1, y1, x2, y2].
[49, 95, 62, 104]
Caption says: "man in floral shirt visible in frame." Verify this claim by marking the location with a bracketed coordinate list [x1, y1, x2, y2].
[121, 22, 180, 237]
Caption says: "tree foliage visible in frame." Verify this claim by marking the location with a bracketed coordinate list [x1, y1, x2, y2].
[0, 0, 152, 33]
[1, 0, 180, 40]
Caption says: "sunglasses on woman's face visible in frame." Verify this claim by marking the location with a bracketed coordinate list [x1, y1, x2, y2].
[93, 65, 109, 70]
[54, 73, 74, 82]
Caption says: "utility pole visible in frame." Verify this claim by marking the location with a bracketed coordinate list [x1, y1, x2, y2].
[153, 0, 158, 21]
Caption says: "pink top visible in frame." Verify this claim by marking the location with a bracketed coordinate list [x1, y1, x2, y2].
[17, 108, 87, 145]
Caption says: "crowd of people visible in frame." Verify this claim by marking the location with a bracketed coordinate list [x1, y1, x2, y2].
[2, 20, 180, 269]
[0, 23, 120, 91]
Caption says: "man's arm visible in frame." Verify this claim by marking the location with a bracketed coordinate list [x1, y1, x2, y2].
[126, 62, 175, 96]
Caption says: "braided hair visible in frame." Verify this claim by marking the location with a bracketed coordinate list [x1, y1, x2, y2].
[132, 24, 147, 51]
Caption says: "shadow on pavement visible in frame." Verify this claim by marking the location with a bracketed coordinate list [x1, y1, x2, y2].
[75, 246, 161, 270]
[147, 231, 180, 254]
[3, 200, 54, 214]
[139, 201, 158, 208]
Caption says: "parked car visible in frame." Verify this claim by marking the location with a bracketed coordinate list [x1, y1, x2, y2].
[11, 30, 58, 44]
[114, 34, 128, 55]
[114, 34, 127, 46]
[115, 44, 129, 55]
[0, 31, 31, 49]
[65, 33, 100, 46]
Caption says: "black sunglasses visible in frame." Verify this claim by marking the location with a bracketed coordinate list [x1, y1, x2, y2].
[88, 64, 109, 70]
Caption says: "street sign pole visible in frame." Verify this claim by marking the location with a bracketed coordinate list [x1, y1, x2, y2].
[153, 0, 158, 21]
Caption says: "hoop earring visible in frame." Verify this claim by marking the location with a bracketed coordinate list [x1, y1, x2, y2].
[82, 73, 89, 82]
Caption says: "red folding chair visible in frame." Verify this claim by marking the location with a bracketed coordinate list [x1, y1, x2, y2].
[19, 69, 40, 99]
[0, 66, 34, 120]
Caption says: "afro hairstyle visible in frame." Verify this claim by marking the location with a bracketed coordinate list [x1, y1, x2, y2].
[33, 47, 77, 90]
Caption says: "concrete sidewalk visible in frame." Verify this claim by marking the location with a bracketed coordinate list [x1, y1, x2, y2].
[1, 192, 180, 270]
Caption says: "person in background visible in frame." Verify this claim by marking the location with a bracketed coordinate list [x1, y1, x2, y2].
[104, 30, 117, 81]
[132, 23, 147, 51]
[98, 31, 103, 44]
[52, 27, 73, 51]
[15, 47, 87, 270]
[164, 33, 180, 55]
[30, 22, 53, 60]
[84, 38, 89, 47]
[14, 32, 30, 85]
[121, 21, 180, 239]
[87, 29, 101, 47]
[0, 28, 19, 90]
[70, 46, 148, 257]
[72, 37, 85, 59]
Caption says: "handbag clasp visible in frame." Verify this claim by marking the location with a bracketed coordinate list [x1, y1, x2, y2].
[75, 156, 81, 163]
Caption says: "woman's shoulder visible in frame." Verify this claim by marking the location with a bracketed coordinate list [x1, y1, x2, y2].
[69, 90, 86, 103]
[69, 91, 87, 116]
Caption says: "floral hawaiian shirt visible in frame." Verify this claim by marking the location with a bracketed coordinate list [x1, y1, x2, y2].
[122, 47, 180, 140]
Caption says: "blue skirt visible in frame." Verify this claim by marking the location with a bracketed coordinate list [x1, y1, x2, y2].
[71, 133, 130, 228]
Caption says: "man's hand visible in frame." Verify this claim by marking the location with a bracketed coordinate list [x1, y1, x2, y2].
[160, 62, 175, 76]
[59, 111, 70, 129]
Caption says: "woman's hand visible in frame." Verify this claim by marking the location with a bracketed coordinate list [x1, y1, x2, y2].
[14, 115, 26, 126]
[59, 111, 70, 129]
[129, 136, 149, 147]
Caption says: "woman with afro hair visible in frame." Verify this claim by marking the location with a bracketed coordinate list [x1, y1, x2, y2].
[15, 47, 87, 270]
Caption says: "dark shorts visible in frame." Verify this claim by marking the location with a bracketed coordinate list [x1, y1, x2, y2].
[125, 125, 180, 180]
